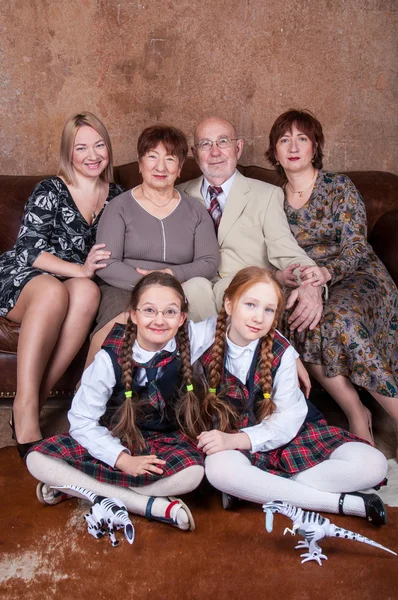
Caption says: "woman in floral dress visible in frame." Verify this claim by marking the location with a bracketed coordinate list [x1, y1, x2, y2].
[0, 112, 122, 457]
[266, 109, 398, 459]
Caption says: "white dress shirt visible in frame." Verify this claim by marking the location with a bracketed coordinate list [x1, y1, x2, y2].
[200, 171, 237, 212]
[224, 333, 307, 453]
[68, 317, 217, 468]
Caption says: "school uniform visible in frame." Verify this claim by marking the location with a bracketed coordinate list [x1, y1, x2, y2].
[200, 330, 363, 477]
[31, 319, 216, 489]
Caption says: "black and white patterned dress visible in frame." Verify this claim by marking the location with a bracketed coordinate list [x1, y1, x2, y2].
[0, 177, 123, 317]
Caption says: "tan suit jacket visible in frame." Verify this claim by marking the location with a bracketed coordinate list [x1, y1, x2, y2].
[177, 171, 316, 279]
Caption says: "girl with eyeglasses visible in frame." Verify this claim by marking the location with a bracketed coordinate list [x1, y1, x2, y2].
[26, 272, 216, 531]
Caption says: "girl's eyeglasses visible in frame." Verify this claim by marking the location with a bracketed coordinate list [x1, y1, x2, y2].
[135, 307, 181, 319]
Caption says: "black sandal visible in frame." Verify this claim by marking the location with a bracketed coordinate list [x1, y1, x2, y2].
[10, 412, 43, 460]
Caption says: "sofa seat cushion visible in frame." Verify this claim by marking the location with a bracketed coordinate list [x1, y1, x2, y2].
[0, 317, 19, 354]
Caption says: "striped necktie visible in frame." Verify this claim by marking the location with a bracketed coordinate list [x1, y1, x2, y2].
[208, 185, 223, 232]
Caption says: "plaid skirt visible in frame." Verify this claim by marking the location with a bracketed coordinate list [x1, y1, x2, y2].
[242, 419, 364, 478]
[30, 430, 205, 488]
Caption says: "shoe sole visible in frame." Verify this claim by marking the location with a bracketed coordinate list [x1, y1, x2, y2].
[169, 496, 196, 531]
[36, 482, 47, 504]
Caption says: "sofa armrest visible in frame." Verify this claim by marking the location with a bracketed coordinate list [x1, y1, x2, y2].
[369, 208, 398, 286]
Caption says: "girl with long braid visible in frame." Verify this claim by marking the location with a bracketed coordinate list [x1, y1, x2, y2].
[198, 267, 389, 526]
[26, 272, 215, 531]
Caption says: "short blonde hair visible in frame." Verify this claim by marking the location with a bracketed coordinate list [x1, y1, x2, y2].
[58, 112, 114, 185]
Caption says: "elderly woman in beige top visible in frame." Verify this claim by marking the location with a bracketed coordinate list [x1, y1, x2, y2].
[86, 125, 220, 365]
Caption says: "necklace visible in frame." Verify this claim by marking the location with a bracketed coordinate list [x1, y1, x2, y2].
[287, 170, 318, 198]
[91, 187, 102, 221]
[141, 186, 176, 208]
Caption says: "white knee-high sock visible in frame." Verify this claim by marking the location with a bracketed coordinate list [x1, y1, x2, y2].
[27, 451, 149, 513]
[130, 465, 204, 496]
[27, 452, 195, 529]
[292, 442, 388, 492]
[205, 450, 369, 518]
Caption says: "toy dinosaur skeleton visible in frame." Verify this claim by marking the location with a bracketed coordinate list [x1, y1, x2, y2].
[263, 500, 396, 566]
[53, 485, 135, 547]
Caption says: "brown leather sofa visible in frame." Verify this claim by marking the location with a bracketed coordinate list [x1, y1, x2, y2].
[1, 159, 397, 402]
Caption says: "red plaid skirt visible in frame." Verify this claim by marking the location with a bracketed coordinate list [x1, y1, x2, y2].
[30, 430, 205, 488]
[242, 419, 364, 477]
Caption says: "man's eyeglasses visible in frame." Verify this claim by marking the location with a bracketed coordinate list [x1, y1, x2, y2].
[195, 137, 238, 152]
[136, 307, 181, 319]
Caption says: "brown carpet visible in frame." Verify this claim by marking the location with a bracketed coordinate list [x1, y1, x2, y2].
[0, 446, 397, 600]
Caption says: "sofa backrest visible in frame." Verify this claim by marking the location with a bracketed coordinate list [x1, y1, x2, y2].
[0, 175, 44, 255]
[1, 159, 397, 256]
[115, 158, 398, 233]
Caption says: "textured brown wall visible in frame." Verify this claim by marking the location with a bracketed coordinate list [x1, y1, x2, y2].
[0, 0, 396, 176]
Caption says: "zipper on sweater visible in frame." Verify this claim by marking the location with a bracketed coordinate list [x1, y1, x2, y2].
[160, 220, 166, 261]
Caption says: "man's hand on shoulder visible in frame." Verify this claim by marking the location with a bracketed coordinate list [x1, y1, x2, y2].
[286, 283, 323, 332]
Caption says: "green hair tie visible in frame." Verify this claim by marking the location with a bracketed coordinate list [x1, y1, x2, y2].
[125, 390, 133, 398]
[186, 384, 194, 392]
[209, 387, 217, 394]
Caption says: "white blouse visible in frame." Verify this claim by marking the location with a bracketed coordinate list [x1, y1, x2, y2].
[68, 317, 217, 468]
[224, 334, 307, 453]
[68, 317, 307, 467]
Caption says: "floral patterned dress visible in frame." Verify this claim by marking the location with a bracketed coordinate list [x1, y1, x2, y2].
[0, 177, 123, 317]
[284, 170, 397, 397]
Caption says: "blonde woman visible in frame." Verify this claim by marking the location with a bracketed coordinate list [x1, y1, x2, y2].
[0, 112, 122, 457]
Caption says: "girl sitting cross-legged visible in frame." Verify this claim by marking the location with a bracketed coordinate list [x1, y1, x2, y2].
[26, 272, 215, 531]
[198, 266, 388, 526]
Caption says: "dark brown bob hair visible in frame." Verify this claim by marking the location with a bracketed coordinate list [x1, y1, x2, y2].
[265, 109, 325, 178]
[137, 125, 188, 166]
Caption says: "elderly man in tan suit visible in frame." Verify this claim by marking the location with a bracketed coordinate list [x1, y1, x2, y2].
[177, 116, 323, 332]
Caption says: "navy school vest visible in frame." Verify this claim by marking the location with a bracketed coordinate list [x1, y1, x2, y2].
[101, 324, 182, 432]
[200, 330, 323, 426]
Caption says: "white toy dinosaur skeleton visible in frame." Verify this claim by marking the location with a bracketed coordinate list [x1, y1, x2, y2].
[263, 500, 396, 566]
[54, 485, 135, 547]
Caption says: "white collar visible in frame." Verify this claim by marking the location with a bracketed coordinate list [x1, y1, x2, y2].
[225, 330, 260, 359]
[201, 170, 237, 199]
[132, 337, 176, 363]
